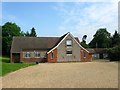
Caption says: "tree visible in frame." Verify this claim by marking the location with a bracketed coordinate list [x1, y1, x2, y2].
[111, 30, 120, 47]
[20, 31, 25, 36]
[2, 22, 23, 56]
[82, 35, 87, 42]
[89, 28, 111, 48]
[30, 27, 37, 37]
[107, 45, 120, 61]
[0, 26, 2, 56]
[25, 31, 30, 36]
[107, 30, 120, 61]
[25, 27, 37, 37]
[81, 35, 89, 48]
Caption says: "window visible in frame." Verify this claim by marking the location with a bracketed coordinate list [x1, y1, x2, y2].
[25, 52, 31, 58]
[84, 52, 86, 58]
[66, 40, 72, 47]
[51, 52, 54, 59]
[35, 52, 40, 58]
[66, 50, 72, 56]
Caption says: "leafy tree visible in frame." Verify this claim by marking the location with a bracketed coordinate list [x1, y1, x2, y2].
[88, 38, 96, 48]
[30, 27, 37, 37]
[81, 41, 89, 48]
[20, 31, 25, 36]
[89, 28, 111, 48]
[0, 26, 2, 56]
[82, 35, 87, 42]
[107, 45, 120, 61]
[81, 35, 89, 48]
[25, 27, 37, 37]
[107, 30, 120, 61]
[2, 22, 23, 56]
[111, 30, 120, 47]
[25, 31, 30, 36]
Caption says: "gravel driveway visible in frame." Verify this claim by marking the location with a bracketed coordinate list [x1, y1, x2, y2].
[0, 77, 1, 89]
[2, 62, 118, 88]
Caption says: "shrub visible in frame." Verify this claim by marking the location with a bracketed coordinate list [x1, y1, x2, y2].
[107, 45, 120, 61]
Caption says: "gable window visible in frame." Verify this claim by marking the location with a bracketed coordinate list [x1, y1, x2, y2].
[66, 40, 72, 47]
[25, 52, 31, 58]
[51, 52, 54, 59]
[35, 52, 40, 58]
[66, 50, 72, 56]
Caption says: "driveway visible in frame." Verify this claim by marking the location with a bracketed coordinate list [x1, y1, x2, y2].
[2, 62, 118, 88]
[0, 77, 1, 89]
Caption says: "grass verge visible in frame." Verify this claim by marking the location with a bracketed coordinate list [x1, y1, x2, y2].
[0, 57, 35, 76]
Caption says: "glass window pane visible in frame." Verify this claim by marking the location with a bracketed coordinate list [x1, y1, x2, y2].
[66, 50, 72, 56]
[35, 52, 40, 58]
[84, 52, 86, 58]
[66, 40, 72, 46]
[25, 52, 31, 58]
[51, 52, 54, 59]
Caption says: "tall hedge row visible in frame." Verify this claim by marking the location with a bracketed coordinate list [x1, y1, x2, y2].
[107, 45, 120, 61]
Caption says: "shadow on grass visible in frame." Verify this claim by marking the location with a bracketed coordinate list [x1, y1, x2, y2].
[2, 58, 10, 63]
[0, 57, 10, 63]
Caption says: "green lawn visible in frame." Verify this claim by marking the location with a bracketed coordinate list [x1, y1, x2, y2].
[0, 57, 35, 76]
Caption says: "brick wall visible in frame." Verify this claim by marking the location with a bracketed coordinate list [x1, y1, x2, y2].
[80, 48, 92, 62]
[47, 49, 57, 63]
[20, 51, 47, 63]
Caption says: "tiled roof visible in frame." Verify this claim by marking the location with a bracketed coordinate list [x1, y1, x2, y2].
[87, 48, 107, 54]
[11, 33, 80, 53]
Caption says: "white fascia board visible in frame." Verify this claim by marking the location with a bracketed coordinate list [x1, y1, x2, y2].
[47, 32, 70, 54]
[69, 33, 89, 53]
[47, 32, 89, 54]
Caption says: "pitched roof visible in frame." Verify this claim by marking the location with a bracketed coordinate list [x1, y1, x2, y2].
[47, 32, 89, 54]
[87, 48, 107, 54]
[11, 33, 80, 53]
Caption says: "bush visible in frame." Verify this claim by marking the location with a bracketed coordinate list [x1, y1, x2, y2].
[107, 45, 120, 61]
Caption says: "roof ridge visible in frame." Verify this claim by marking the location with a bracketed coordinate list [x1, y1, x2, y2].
[13, 32, 71, 38]
[13, 36, 60, 38]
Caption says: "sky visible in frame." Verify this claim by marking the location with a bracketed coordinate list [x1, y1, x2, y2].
[1, 0, 119, 43]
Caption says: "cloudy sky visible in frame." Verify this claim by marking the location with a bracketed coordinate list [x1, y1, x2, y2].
[2, 0, 119, 43]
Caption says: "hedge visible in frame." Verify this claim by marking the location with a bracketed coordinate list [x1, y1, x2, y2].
[107, 45, 120, 61]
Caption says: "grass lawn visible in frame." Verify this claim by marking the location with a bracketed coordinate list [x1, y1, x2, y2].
[0, 57, 35, 76]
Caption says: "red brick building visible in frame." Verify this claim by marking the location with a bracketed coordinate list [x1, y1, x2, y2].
[11, 32, 92, 63]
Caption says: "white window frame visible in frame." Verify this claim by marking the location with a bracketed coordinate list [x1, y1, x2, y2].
[66, 39, 72, 47]
[34, 52, 40, 58]
[25, 52, 31, 58]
